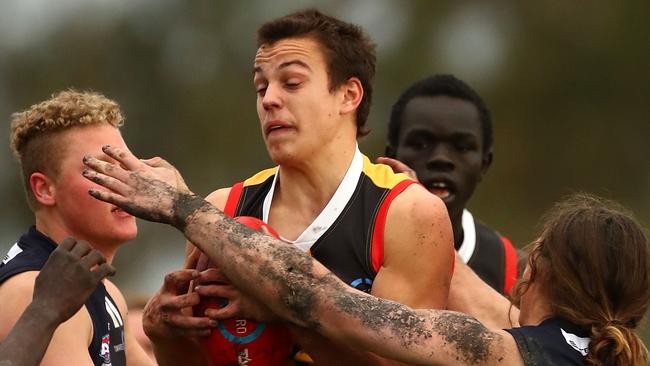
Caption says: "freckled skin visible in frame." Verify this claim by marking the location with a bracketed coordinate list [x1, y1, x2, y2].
[82, 146, 514, 366]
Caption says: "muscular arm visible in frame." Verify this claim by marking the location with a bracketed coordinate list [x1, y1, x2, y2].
[82, 146, 523, 366]
[159, 198, 520, 366]
[447, 255, 520, 330]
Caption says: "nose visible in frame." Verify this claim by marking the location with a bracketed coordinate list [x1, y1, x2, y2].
[261, 83, 283, 111]
[426, 144, 454, 171]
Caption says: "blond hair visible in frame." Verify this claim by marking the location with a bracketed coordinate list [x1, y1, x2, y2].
[10, 89, 124, 209]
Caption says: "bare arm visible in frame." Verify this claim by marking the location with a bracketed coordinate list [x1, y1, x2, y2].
[379, 156, 520, 329]
[0, 238, 115, 366]
[82, 145, 523, 366]
[448, 254, 520, 329]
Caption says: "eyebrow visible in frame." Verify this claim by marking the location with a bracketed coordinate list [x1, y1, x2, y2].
[253, 59, 311, 75]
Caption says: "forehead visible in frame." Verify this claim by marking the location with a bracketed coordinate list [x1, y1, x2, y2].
[254, 37, 326, 72]
[59, 124, 125, 157]
[400, 96, 482, 136]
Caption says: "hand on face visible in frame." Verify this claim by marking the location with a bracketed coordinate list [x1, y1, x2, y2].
[81, 145, 195, 228]
[33, 237, 115, 324]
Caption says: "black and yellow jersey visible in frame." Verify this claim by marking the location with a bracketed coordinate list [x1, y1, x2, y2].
[223, 149, 415, 292]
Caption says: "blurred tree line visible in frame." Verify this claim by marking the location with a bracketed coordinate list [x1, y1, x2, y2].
[1, 0, 648, 340]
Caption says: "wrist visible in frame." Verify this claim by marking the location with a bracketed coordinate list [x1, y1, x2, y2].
[171, 192, 206, 231]
[24, 301, 64, 329]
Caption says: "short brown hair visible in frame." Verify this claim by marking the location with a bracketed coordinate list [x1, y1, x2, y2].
[10, 89, 124, 209]
[257, 9, 376, 137]
[513, 193, 649, 366]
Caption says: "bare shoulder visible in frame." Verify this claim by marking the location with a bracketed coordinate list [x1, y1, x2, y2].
[384, 183, 453, 256]
[0, 271, 39, 336]
[389, 183, 449, 225]
[0, 272, 95, 363]
[205, 187, 232, 210]
[373, 184, 454, 308]
[104, 279, 127, 315]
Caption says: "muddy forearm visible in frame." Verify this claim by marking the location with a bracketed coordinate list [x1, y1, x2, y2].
[0, 302, 61, 366]
[173, 195, 504, 365]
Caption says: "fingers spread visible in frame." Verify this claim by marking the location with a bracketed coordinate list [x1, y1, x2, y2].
[160, 291, 201, 311]
[162, 270, 199, 294]
[140, 157, 162, 167]
[204, 305, 238, 320]
[101, 145, 142, 171]
[194, 283, 236, 299]
[82, 155, 129, 182]
[87, 188, 129, 208]
[82, 169, 131, 195]
[197, 268, 230, 284]
[162, 313, 216, 336]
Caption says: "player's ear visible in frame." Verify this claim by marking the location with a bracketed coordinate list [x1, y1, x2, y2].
[481, 149, 493, 176]
[340, 77, 363, 116]
[30, 172, 56, 206]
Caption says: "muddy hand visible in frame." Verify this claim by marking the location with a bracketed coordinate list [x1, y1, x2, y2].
[82, 144, 200, 229]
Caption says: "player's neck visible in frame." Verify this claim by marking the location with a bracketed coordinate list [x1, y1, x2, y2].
[34, 213, 117, 263]
[275, 139, 357, 211]
[518, 283, 553, 326]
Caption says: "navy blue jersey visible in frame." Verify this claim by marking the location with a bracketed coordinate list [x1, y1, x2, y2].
[0, 227, 126, 366]
[505, 318, 590, 366]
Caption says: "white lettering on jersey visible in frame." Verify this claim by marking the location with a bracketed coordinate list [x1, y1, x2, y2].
[561, 328, 590, 356]
[2, 244, 22, 265]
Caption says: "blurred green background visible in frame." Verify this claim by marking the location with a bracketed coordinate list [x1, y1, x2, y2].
[1, 0, 648, 343]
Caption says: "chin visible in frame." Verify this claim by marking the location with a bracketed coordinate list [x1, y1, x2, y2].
[110, 222, 138, 243]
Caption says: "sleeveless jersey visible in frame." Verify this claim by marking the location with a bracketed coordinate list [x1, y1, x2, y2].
[457, 210, 519, 295]
[224, 152, 415, 293]
[505, 318, 590, 365]
[0, 227, 126, 366]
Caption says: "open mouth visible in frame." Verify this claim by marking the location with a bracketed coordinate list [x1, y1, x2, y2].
[111, 206, 131, 216]
[264, 120, 292, 137]
[267, 125, 286, 135]
[424, 177, 457, 202]
[429, 181, 451, 199]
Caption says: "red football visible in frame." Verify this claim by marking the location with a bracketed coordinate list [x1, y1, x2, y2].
[193, 216, 293, 366]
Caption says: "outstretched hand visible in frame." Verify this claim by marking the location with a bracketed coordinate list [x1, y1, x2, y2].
[34, 237, 116, 324]
[82, 145, 200, 228]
